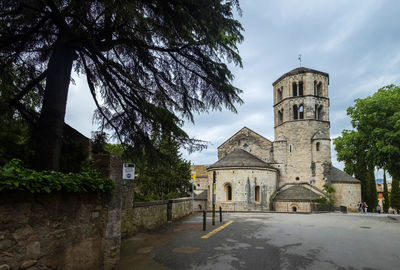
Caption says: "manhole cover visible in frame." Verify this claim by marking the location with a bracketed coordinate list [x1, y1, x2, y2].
[359, 226, 371, 229]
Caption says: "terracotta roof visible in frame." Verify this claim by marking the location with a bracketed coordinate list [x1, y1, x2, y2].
[274, 185, 321, 202]
[208, 149, 275, 170]
[273, 67, 329, 86]
[330, 166, 361, 184]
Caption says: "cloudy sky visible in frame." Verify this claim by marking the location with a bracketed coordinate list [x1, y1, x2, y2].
[65, 0, 400, 178]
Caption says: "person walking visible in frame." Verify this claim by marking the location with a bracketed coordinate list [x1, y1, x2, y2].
[357, 202, 362, 213]
[363, 202, 368, 213]
[377, 204, 381, 214]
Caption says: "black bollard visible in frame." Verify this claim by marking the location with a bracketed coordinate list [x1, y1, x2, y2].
[203, 210, 206, 231]
[219, 206, 222, 222]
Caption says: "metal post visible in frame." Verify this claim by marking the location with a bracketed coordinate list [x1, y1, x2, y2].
[219, 206, 222, 222]
[192, 180, 194, 213]
[212, 171, 216, 226]
[203, 210, 206, 231]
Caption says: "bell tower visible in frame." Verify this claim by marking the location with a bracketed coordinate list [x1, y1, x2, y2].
[272, 67, 331, 190]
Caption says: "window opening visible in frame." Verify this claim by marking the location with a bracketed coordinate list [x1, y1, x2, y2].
[299, 81, 304, 96]
[317, 106, 323, 120]
[293, 105, 298, 120]
[289, 144, 293, 153]
[295, 177, 300, 181]
[317, 82, 322, 96]
[292, 82, 297, 96]
[292, 206, 297, 212]
[316, 142, 320, 151]
[226, 184, 232, 201]
[278, 109, 283, 124]
[243, 143, 249, 149]
[314, 81, 318, 96]
[277, 88, 283, 102]
[255, 186, 260, 202]
[299, 105, 304, 119]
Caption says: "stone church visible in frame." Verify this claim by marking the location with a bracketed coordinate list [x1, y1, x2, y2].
[193, 67, 361, 213]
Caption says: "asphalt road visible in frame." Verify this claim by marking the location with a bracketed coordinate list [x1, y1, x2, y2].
[120, 212, 400, 270]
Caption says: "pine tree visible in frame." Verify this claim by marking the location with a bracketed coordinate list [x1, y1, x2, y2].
[383, 170, 389, 213]
[391, 176, 400, 213]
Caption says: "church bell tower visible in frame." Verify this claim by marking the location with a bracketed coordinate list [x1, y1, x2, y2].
[272, 67, 331, 190]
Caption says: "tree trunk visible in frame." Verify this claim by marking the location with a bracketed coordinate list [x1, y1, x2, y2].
[34, 41, 75, 171]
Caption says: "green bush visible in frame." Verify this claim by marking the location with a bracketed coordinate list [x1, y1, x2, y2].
[0, 159, 114, 193]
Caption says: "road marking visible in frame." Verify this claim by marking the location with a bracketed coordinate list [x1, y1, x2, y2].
[201, 221, 233, 239]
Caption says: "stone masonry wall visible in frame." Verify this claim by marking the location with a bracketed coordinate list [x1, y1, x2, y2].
[0, 155, 124, 270]
[332, 183, 361, 212]
[274, 201, 311, 213]
[0, 192, 112, 270]
[208, 168, 277, 211]
[121, 197, 195, 239]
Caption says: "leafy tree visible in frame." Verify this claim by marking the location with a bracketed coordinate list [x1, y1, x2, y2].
[134, 131, 191, 201]
[334, 85, 400, 207]
[383, 170, 389, 213]
[0, 0, 244, 171]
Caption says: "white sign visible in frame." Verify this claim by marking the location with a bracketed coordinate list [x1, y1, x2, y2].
[123, 163, 135, 180]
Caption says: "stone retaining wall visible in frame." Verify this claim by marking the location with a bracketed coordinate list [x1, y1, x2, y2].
[121, 197, 201, 239]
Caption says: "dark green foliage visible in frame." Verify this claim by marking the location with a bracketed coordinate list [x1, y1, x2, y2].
[91, 131, 108, 155]
[383, 170, 389, 213]
[334, 85, 400, 206]
[367, 169, 378, 211]
[134, 132, 191, 201]
[1, 0, 244, 170]
[391, 177, 400, 212]
[0, 159, 114, 193]
[319, 183, 336, 206]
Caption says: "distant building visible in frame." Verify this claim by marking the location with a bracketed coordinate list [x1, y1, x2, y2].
[376, 179, 391, 208]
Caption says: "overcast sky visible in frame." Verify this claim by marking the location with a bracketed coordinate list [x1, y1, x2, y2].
[65, 0, 400, 179]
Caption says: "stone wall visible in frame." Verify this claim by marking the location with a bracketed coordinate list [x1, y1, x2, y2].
[0, 155, 124, 270]
[0, 192, 112, 270]
[208, 168, 277, 211]
[332, 183, 362, 212]
[121, 197, 197, 239]
[274, 201, 311, 213]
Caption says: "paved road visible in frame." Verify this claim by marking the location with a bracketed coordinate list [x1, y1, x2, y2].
[120, 212, 400, 270]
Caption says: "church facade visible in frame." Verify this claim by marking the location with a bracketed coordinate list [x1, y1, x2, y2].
[195, 67, 361, 213]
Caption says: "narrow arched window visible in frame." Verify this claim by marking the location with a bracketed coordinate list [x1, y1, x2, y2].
[316, 142, 320, 151]
[314, 81, 318, 96]
[317, 82, 322, 96]
[299, 81, 304, 96]
[317, 106, 323, 120]
[278, 109, 283, 124]
[277, 88, 283, 102]
[255, 186, 260, 202]
[292, 82, 297, 96]
[293, 105, 298, 120]
[299, 105, 304, 119]
[225, 184, 232, 201]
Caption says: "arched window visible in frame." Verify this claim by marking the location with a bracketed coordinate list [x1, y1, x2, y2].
[299, 104, 304, 119]
[292, 206, 297, 212]
[277, 88, 283, 102]
[299, 81, 304, 96]
[316, 142, 320, 151]
[292, 82, 297, 96]
[225, 184, 232, 201]
[255, 186, 260, 202]
[317, 82, 322, 96]
[278, 109, 283, 124]
[317, 106, 323, 120]
[293, 105, 298, 120]
[295, 177, 300, 181]
[314, 81, 318, 96]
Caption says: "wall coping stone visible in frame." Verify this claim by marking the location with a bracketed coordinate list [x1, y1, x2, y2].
[133, 200, 168, 207]
[169, 197, 192, 203]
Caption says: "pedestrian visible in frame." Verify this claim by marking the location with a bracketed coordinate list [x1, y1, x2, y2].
[363, 202, 368, 213]
[376, 204, 381, 214]
[357, 202, 362, 213]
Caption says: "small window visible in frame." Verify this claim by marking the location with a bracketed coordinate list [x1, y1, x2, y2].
[278, 109, 283, 124]
[295, 177, 300, 181]
[292, 82, 297, 96]
[225, 184, 232, 201]
[317, 82, 322, 96]
[277, 88, 283, 102]
[255, 186, 260, 202]
[292, 206, 297, 212]
[316, 142, 320, 151]
[299, 105, 304, 119]
[243, 143, 248, 149]
[317, 106, 323, 120]
[293, 105, 298, 120]
[289, 144, 293, 153]
[314, 81, 318, 96]
[299, 81, 304, 96]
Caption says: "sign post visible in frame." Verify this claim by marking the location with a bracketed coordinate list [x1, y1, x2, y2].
[212, 171, 216, 226]
[191, 172, 196, 212]
[122, 163, 135, 186]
